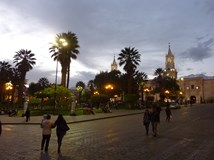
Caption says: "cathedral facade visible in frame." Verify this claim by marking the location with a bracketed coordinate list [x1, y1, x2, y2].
[143, 44, 214, 104]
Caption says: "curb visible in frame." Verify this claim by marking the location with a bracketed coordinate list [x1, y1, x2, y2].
[1, 111, 144, 125]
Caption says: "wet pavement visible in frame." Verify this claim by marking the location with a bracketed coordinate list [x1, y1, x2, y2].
[0, 105, 214, 160]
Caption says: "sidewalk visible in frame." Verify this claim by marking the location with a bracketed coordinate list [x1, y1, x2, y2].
[0, 109, 144, 125]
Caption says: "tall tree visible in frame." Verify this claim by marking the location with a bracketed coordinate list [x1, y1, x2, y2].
[118, 47, 141, 93]
[13, 49, 36, 105]
[38, 77, 50, 89]
[87, 80, 95, 95]
[153, 68, 164, 93]
[49, 31, 80, 88]
[154, 68, 163, 78]
[76, 81, 85, 102]
[10, 67, 21, 103]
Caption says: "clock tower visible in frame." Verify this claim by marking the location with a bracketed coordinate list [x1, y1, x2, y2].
[164, 43, 177, 79]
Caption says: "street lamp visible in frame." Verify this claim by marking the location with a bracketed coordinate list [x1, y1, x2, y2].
[5, 82, 13, 101]
[105, 84, 114, 101]
[144, 88, 150, 107]
[165, 90, 170, 102]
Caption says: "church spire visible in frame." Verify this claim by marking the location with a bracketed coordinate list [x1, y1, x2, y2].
[111, 54, 118, 71]
[168, 42, 173, 56]
[164, 43, 177, 79]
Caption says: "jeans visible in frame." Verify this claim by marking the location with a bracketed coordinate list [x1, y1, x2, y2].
[41, 134, 51, 151]
[57, 132, 66, 152]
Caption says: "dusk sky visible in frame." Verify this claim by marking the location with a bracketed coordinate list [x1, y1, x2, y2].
[0, 0, 214, 87]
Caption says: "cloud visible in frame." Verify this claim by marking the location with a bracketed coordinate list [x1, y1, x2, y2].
[181, 38, 213, 61]
[203, 0, 214, 15]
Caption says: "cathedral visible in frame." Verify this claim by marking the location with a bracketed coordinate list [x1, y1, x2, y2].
[142, 44, 214, 104]
[110, 44, 214, 104]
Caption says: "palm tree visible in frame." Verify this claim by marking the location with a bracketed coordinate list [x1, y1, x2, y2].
[76, 81, 85, 102]
[38, 77, 50, 89]
[87, 80, 95, 95]
[118, 47, 141, 93]
[13, 49, 36, 105]
[49, 31, 79, 88]
[153, 68, 164, 93]
[154, 68, 163, 78]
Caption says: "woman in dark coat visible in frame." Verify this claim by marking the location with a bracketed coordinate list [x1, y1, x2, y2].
[143, 109, 151, 136]
[151, 107, 160, 137]
[54, 114, 69, 153]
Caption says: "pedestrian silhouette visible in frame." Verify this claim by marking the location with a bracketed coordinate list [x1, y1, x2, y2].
[25, 109, 30, 122]
[151, 107, 159, 137]
[165, 106, 172, 122]
[143, 108, 151, 136]
[54, 114, 70, 153]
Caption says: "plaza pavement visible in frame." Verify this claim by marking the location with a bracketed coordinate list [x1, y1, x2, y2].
[0, 109, 144, 125]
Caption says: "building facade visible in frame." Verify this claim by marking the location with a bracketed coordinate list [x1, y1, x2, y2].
[178, 77, 214, 103]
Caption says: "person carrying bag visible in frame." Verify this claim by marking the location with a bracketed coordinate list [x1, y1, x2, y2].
[54, 114, 70, 153]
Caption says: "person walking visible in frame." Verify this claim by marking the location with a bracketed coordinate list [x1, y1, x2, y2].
[151, 107, 159, 137]
[54, 114, 70, 153]
[143, 108, 151, 136]
[156, 104, 161, 123]
[165, 106, 172, 122]
[25, 108, 30, 122]
[41, 114, 54, 152]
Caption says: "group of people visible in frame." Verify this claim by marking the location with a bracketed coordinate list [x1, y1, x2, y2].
[40, 114, 70, 153]
[143, 105, 172, 137]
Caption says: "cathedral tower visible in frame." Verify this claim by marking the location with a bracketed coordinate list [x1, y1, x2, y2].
[111, 55, 118, 71]
[164, 43, 177, 79]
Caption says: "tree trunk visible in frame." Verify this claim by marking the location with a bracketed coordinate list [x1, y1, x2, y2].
[66, 63, 70, 89]
[61, 64, 67, 87]
[18, 72, 26, 106]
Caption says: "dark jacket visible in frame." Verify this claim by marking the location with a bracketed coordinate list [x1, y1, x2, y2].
[143, 111, 151, 124]
[151, 111, 159, 122]
[54, 115, 69, 134]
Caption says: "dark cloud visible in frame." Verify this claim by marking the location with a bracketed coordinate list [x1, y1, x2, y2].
[204, 0, 214, 15]
[1, 0, 214, 83]
[181, 38, 213, 61]
[71, 71, 96, 87]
